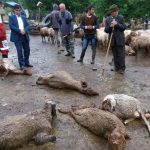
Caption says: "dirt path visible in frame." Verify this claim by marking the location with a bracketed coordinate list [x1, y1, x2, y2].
[0, 33, 150, 150]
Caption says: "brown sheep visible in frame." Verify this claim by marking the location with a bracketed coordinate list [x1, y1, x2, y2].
[36, 71, 99, 96]
[47, 27, 55, 45]
[0, 58, 32, 80]
[37, 26, 49, 43]
[59, 106, 127, 150]
[0, 101, 56, 150]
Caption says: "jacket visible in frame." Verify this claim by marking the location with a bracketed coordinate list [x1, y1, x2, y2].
[9, 14, 30, 43]
[105, 15, 126, 46]
[80, 14, 99, 35]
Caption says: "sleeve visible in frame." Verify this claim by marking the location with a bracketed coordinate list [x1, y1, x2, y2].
[9, 16, 20, 33]
[24, 17, 29, 32]
[80, 16, 86, 29]
[104, 17, 113, 33]
[115, 16, 127, 31]
[66, 11, 73, 24]
[93, 17, 99, 29]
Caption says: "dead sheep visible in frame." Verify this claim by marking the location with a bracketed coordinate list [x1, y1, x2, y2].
[0, 58, 32, 80]
[0, 101, 56, 150]
[36, 71, 99, 96]
[101, 94, 150, 134]
[59, 106, 127, 150]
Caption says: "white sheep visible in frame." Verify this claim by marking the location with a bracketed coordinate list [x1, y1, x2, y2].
[96, 28, 108, 51]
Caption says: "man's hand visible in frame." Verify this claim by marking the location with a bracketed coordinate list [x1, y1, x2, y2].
[110, 19, 117, 27]
[20, 30, 25, 35]
[87, 25, 93, 30]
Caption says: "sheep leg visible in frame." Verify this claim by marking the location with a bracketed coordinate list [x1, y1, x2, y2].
[48, 36, 50, 42]
[42, 36, 43, 42]
[145, 113, 150, 119]
[44, 36, 46, 43]
[1, 70, 9, 80]
[140, 112, 150, 135]
[33, 132, 56, 145]
[51, 102, 56, 117]
[124, 118, 135, 125]
[51, 37, 55, 45]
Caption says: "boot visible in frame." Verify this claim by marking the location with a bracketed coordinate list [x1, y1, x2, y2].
[91, 50, 96, 64]
[77, 50, 86, 62]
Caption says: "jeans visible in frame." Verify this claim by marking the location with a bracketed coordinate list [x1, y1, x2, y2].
[79, 34, 97, 61]
[15, 35, 30, 68]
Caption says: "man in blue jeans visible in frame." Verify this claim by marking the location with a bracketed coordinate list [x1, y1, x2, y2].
[77, 5, 99, 64]
[9, 4, 32, 70]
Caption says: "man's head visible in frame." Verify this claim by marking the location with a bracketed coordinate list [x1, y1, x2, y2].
[13, 4, 22, 16]
[59, 3, 65, 13]
[87, 4, 95, 15]
[108, 4, 119, 17]
[53, 4, 58, 10]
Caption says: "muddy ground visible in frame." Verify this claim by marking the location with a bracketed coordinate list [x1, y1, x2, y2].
[0, 31, 150, 150]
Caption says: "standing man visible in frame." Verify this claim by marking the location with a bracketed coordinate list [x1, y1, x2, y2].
[49, 4, 62, 54]
[77, 4, 99, 64]
[59, 3, 75, 58]
[9, 4, 32, 70]
[105, 4, 126, 74]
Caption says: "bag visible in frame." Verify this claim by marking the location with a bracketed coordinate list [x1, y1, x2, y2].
[0, 23, 6, 39]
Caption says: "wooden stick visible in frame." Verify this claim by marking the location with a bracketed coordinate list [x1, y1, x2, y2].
[102, 27, 114, 76]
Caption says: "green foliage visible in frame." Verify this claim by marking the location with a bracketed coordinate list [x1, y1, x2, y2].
[3, 0, 149, 21]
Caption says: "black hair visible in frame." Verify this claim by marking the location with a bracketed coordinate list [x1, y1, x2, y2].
[87, 4, 95, 11]
[13, 4, 21, 10]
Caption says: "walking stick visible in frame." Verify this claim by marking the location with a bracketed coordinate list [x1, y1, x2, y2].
[102, 27, 114, 75]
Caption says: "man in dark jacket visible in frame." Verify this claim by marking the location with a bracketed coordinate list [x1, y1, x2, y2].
[49, 4, 62, 53]
[105, 4, 126, 74]
[9, 4, 32, 70]
[59, 3, 75, 58]
[77, 4, 99, 64]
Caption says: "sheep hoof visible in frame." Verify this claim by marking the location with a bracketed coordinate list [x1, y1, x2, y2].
[34, 133, 56, 145]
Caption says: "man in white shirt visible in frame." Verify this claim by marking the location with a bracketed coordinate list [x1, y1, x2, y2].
[9, 4, 33, 70]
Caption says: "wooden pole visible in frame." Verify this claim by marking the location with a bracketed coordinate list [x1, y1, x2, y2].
[102, 27, 114, 75]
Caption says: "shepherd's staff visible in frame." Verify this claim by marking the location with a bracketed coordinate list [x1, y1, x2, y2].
[102, 26, 114, 75]
[62, 27, 80, 38]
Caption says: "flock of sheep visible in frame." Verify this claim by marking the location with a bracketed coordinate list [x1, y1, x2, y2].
[96, 27, 150, 56]
[0, 20, 150, 150]
[37, 24, 150, 58]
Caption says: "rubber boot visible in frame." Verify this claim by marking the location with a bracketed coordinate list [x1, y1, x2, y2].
[77, 50, 86, 62]
[91, 50, 96, 64]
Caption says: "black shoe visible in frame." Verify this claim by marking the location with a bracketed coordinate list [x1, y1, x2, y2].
[110, 68, 119, 72]
[77, 59, 83, 62]
[20, 66, 25, 70]
[65, 53, 71, 56]
[71, 54, 75, 58]
[118, 70, 125, 74]
[57, 51, 61, 54]
[91, 60, 95, 64]
[25, 64, 33, 67]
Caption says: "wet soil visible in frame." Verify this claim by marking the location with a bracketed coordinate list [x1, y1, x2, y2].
[0, 32, 150, 150]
